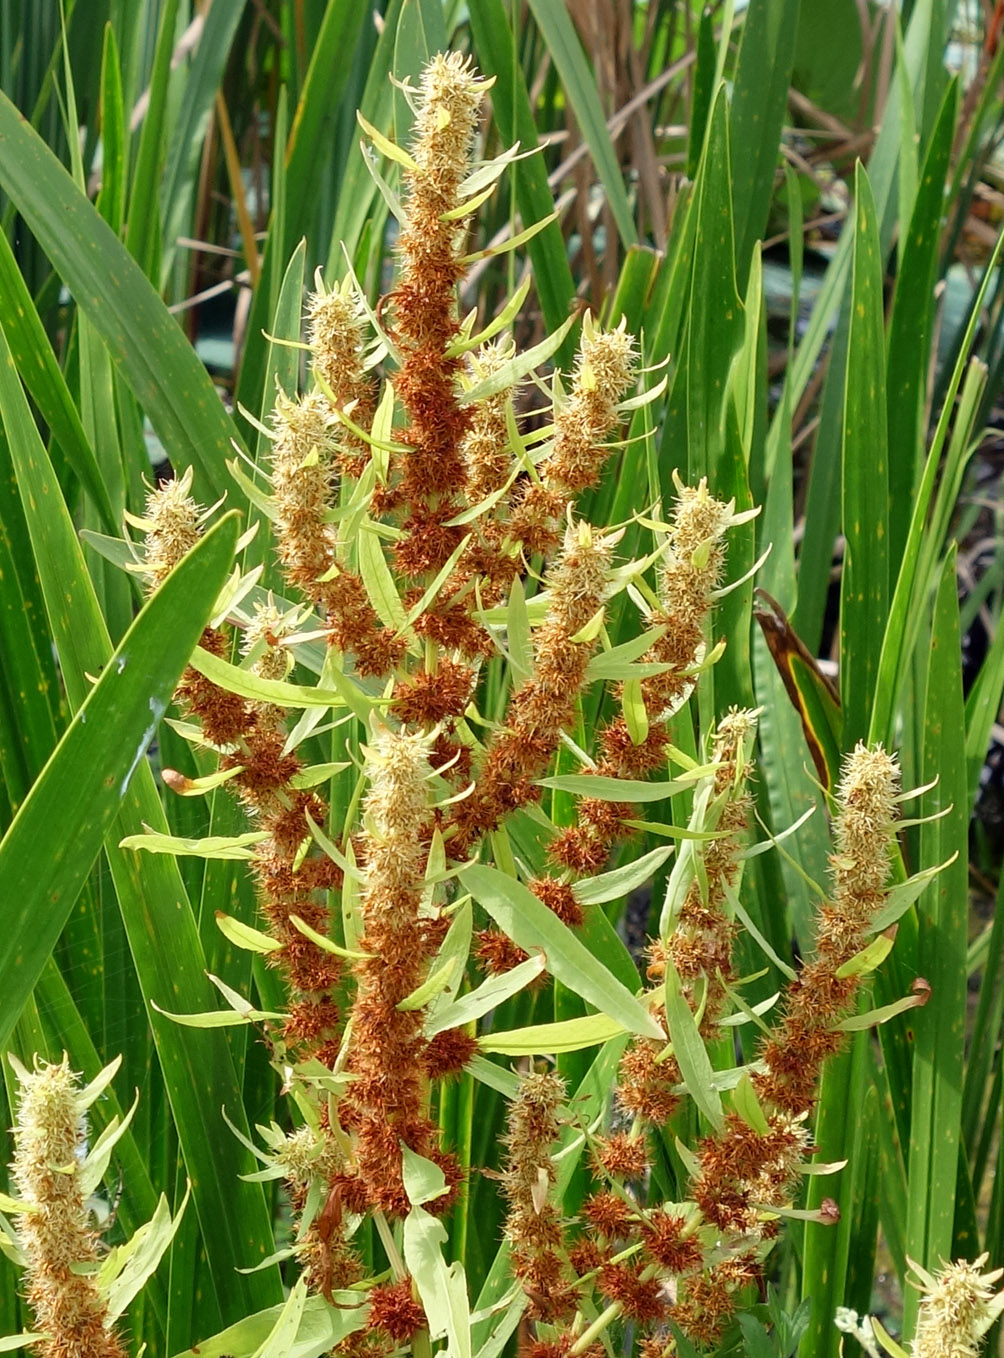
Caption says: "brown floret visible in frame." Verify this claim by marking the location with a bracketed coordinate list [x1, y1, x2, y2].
[392, 657, 475, 726]
[582, 1190, 632, 1238]
[598, 1263, 667, 1323]
[617, 1040, 680, 1125]
[367, 1279, 426, 1341]
[641, 1209, 704, 1274]
[529, 876, 584, 928]
[476, 929, 529, 975]
[548, 826, 610, 875]
[593, 1131, 650, 1180]
[423, 1029, 478, 1081]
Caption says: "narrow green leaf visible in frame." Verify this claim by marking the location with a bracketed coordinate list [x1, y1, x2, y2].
[0, 516, 238, 1053]
[403, 1208, 471, 1358]
[427, 953, 545, 1036]
[834, 932, 896, 980]
[536, 773, 692, 802]
[124, 0, 178, 279]
[840, 164, 889, 746]
[96, 24, 126, 232]
[732, 1070, 770, 1135]
[101, 1188, 189, 1323]
[159, 0, 246, 282]
[505, 575, 533, 680]
[169, 1293, 365, 1358]
[357, 520, 412, 638]
[215, 914, 283, 955]
[479, 1012, 625, 1056]
[401, 1145, 449, 1206]
[357, 110, 420, 172]
[0, 87, 238, 502]
[0, 228, 116, 532]
[460, 865, 664, 1040]
[903, 548, 968, 1336]
[585, 625, 669, 681]
[0, 302, 281, 1317]
[728, 0, 799, 289]
[573, 846, 674, 907]
[664, 963, 724, 1132]
[524, 0, 636, 249]
[885, 78, 958, 562]
[120, 829, 267, 860]
[397, 958, 458, 1012]
[188, 647, 357, 711]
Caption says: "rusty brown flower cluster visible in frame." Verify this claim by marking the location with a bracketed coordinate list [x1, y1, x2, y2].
[127, 44, 916, 1358]
[140, 480, 343, 1068]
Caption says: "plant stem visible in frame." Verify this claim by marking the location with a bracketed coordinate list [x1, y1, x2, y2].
[570, 1300, 622, 1354]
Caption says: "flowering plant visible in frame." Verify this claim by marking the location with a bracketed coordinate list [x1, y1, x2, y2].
[0, 34, 989, 1358]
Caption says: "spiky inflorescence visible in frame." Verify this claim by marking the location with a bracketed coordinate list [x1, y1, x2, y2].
[269, 387, 404, 678]
[393, 52, 489, 517]
[450, 519, 612, 866]
[141, 473, 250, 747]
[11, 1059, 125, 1358]
[275, 1125, 361, 1299]
[661, 707, 756, 1029]
[222, 597, 343, 1063]
[664, 743, 900, 1346]
[449, 339, 526, 611]
[508, 317, 637, 558]
[910, 1255, 1004, 1358]
[549, 477, 738, 878]
[142, 486, 342, 1064]
[461, 338, 518, 503]
[341, 725, 456, 1216]
[580, 709, 756, 1132]
[306, 278, 376, 479]
[755, 742, 901, 1117]
[140, 465, 204, 587]
[501, 1071, 573, 1319]
[541, 315, 637, 495]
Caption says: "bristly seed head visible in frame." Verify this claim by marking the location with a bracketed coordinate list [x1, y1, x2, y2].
[411, 52, 492, 185]
[142, 466, 207, 587]
[910, 1254, 1004, 1358]
[11, 1056, 126, 1358]
[242, 599, 294, 683]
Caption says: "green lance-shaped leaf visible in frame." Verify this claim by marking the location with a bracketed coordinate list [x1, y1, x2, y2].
[0, 85, 239, 503]
[664, 961, 725, 1132]
[460, 865, 663, 1040]
[902, 549, 969, 1337]
[840, 163, 889, 747]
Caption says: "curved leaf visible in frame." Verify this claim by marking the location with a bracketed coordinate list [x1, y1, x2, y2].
[0, 88, 239, 501]
[460, 864, 663, 1040]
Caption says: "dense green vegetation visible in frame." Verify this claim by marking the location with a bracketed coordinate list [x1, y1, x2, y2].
[2, 3, 1004, 1356]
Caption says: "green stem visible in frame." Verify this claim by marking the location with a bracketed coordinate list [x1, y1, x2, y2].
[570, 1300, 622, 1355]
[373, 1210, 406, 1280]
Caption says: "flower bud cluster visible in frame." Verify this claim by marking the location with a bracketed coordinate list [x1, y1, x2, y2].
[454, 521, 614, 945]
[910, 1254, 1004, 1357]
[502, 1070, 572, 1318]
[549, 479, 739, 881]
[756, 742, 900, 1116]
[10, 1058, 125, 1358]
